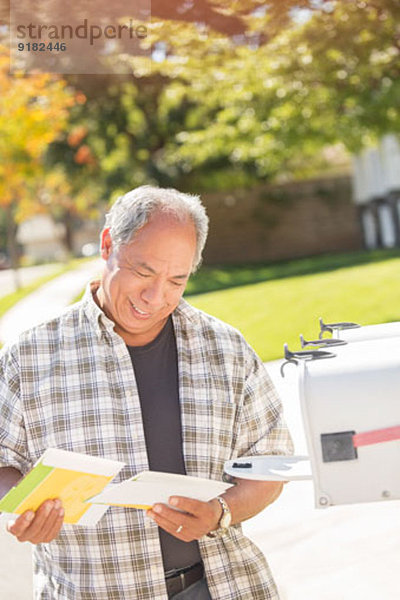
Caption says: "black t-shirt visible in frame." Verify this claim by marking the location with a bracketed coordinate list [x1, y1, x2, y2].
[127, 317, 202, 572]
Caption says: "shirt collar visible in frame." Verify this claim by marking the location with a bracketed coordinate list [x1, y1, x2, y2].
[174, 297, 198, 324]
[81, 280, 116, 339]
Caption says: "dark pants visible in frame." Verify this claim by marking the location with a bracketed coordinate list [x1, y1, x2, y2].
[171, 576, 212, 599]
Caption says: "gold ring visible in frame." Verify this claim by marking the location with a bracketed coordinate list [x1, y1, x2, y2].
[176, 525, 183, 533]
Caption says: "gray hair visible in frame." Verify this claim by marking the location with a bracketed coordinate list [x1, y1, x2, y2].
[104, 186, 209, 272]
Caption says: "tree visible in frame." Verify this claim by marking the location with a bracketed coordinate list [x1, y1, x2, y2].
[277, 0, 400, 152]
[0, 1, 335, 41]
[5, 1, 399, 208]
[0, 44, 75, 283]
[41, 2, 340, 196]
[145, 0, 400, 185]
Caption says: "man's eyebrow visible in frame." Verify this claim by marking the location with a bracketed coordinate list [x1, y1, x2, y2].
[137, 262, 156, 274]
[137, 262, 189, 279]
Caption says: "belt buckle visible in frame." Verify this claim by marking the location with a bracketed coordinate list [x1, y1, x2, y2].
[179, 571, 185, 591]
[165, 562, 202, 596]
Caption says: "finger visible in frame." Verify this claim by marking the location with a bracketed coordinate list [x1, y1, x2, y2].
[40, 509, 64, 543]
[7, 511, 35, 540]
[169, 496, 215, 519]
[148, 505, 201, 542]
[36, 500, 64, 543]
[149, 511, 193, 541]
[15, 500, 58, 543]
[149, 503, 187, 529]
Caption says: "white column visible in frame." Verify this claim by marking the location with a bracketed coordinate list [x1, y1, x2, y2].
[380, 134, 400, 192]
[363, 147, 386, 199]
[361, 209, 378, 249]
[378, 203, 396, 247]
[352, 155, 369, 205]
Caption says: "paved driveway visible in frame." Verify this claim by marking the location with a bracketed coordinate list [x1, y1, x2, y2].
[0, 260, 102, 345]
[0, 264, 62, 299]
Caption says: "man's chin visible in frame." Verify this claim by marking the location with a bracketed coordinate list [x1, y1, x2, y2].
[116, 316, 168, 345]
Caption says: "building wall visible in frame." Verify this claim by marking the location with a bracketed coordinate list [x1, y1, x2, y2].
[17, 176, 362, 266]
[17, 214, 104, 262]
[202, 175, 362, 265]
[17, 215, 68, 262]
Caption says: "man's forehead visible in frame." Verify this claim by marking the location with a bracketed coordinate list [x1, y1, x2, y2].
[115, 228, 194, 275]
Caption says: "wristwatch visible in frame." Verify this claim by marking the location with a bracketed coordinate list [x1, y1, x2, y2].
[207, 496, 232, 538]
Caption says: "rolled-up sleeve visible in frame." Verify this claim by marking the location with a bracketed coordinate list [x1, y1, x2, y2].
[0, 345, 30, 474]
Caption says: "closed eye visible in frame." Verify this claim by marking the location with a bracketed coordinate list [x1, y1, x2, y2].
[135, 270, 150, 278]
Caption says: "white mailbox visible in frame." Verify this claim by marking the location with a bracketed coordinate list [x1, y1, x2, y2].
[299, 336, 400, 507]
[225, 323, 400, 509]
[334, 321, 400, 343]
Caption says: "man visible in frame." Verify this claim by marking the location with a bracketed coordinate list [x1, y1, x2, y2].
[0, 186, 293, 599]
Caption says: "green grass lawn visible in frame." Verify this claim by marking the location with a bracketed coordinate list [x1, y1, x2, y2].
[188, 251, 400, 361]
[185, 248, 400, 296]
[3, 250, 400, 362]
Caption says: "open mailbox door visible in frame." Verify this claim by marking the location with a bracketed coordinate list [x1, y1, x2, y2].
[224, 321, 400, 509]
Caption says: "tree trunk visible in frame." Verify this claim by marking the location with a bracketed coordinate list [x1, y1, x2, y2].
[62, 209, 74, 256]
[5, 203, 21, 291]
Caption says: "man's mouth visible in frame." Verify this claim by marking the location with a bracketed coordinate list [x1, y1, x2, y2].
[130, 302, 151, 318]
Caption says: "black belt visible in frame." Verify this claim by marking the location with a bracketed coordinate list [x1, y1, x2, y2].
[165, 562, 204, 598]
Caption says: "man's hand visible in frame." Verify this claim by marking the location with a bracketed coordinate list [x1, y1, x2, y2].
[7, 499, 64, 544]
[147, 496, 222, 542]
[147, 478, 285, 542]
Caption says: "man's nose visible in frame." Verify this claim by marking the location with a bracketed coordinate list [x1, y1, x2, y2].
[140, 279, 165, 306]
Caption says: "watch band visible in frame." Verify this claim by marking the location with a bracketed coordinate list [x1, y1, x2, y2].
[206, 496, 232, 538]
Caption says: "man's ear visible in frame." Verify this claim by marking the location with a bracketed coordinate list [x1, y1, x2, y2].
[100, 228, 113, 260]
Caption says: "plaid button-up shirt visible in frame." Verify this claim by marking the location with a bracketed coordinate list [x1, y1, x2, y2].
[0, 283, 293, 599]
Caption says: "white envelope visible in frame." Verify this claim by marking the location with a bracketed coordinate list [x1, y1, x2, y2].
[89, 471, 233, 509]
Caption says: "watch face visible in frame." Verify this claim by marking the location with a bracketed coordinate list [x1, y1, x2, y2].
[220, 511, 231, 528]
[217, 497, 232, 529]
[207, 497, 232, 537]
